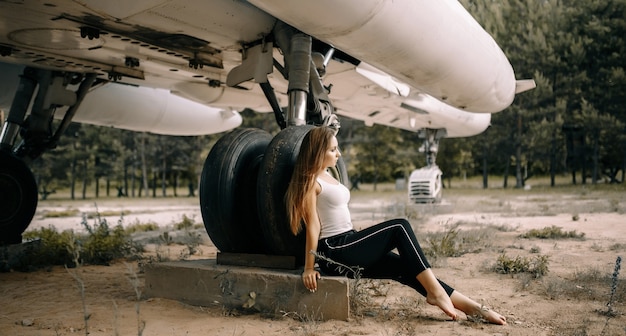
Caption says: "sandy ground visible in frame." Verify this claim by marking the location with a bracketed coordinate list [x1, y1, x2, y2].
[2, 185, 626, 336]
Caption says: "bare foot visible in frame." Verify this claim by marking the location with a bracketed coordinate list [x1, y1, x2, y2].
[470, 306, 507, 325]
[426, 292, 458, 320]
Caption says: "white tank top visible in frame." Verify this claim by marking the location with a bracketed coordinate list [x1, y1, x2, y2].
[316, 176, 353, 239]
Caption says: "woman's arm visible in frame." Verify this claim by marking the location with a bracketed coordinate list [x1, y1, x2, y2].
[302, 187, 321, 292]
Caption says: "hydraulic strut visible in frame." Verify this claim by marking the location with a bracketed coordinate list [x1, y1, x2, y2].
[1, 67, 96, 162]
[0, 68, 38, 152]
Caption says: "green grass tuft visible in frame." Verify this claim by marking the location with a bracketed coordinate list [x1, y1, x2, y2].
[493, 253, 549, 278]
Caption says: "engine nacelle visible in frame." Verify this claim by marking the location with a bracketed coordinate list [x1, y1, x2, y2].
[249, 0, 516, 113]
[60, 83, 242, 136]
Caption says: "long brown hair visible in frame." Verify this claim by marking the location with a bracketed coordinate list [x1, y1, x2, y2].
[285, 126, 336, 235]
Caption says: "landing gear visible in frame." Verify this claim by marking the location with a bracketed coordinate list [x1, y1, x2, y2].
[199, 126, 348, 264]
[256, 126, 313, 260]
[256, 126, 348, 262]
[199, 128, 272, 253]
[0, 66, 96, 245]
[0, 151, 37, 245]
[197, 22, 347, 263]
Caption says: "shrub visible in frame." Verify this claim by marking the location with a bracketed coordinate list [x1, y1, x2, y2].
[520, 225, 585, 240]
[80, 213, 143, 265]
[425, 224, 493, 259]
[493, 253, 549, 278]
[80, 214, 126, 265]
[426, 228, 460, 258]
[10, 226, 76, 271]
[174, 214, 195, 231]
[4, 212, 143, 272]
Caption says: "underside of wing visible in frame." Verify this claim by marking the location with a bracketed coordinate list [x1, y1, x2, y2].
[0, 0, 518, 137]
[324, 61, 491, 138]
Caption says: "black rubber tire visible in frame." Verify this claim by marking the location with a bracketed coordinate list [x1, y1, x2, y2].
[256, 126, 348, 264]
[0, 150, 38, 245]
[199, 128, 272, 253]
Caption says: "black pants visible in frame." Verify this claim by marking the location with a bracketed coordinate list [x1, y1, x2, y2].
[317, 218, 454, 298]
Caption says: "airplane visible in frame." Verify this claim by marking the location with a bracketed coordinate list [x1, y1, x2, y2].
[0, 0, 534, 262]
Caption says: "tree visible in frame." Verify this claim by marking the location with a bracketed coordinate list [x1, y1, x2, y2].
[437, 137, 474, 188]
[555, 0, 626, 184]
[460, 0, 626, 186]
[352, 125, 402, 190]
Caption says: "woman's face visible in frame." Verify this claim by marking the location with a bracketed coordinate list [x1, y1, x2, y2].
[322, 136, 341, 168]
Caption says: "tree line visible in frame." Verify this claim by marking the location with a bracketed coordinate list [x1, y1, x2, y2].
[12, 0, 626, 199]
[454, 0, 625, 188]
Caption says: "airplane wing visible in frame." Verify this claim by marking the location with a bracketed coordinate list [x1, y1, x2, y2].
[0, 0, 521, 137]
[0, 0, 534, 248]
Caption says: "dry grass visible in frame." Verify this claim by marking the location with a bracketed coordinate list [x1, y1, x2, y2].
[41, 208, 80, 218]
[18, 178, 626, 335]
[520, 225, 586, 240]
[423, 223, 496, 259]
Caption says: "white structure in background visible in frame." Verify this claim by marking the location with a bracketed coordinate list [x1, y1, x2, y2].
[408, 166, 443, 204]
[408, 129, 444, 203]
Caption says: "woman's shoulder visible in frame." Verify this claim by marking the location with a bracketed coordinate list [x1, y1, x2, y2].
[317, 171, 340, 185]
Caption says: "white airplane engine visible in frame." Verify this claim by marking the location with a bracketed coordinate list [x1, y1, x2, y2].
[62, 83, 242, 136]
[248, 0, 516, 113]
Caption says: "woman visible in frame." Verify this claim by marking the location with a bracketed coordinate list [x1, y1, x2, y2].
[285, 126, 506, 324]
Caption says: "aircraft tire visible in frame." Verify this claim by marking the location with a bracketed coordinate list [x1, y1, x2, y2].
[199, 128, 272, 254]
[0, 150, 38, 245]
[257, 126, 348, 264]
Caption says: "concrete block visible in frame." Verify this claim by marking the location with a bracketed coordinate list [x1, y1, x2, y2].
[144, 259, 350, 321]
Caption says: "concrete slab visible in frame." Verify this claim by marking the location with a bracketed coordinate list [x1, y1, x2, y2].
[144, 259, 351, 321]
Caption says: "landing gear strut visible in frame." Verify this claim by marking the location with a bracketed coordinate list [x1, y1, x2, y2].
[0, 66, 95, 244]
[199, 23, 346, 264]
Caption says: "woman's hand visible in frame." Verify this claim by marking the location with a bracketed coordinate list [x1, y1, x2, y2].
[302, 268, 321, 292]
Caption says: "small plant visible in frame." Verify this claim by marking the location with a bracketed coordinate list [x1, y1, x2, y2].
[311, 251, 369, 316]
[65, 236, 90, 336]
[159, 231, 173, 245]
[599, 256, 622, 336]
[9, 209, 142, 271]
[18, 226, 76, 270]
[424, 224, 493, 260]
[602, 256, 621, 317]
[125, 263, 146, 336]
[154, 245, 172, 262]
[280, 309, 321, 336]
[426, 227, 460, 258]
[520, 225, 585, 240]
[547, 266, 625, 303]
[174, 214, 195, 231]
[180, 231, 202, 258]
[493, 253, 549, 278]
[80, 213, 137, 265]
